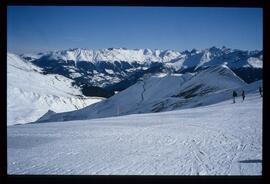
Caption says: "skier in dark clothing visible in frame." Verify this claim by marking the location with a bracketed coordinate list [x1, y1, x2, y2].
[241, 90, 245, 101]
[259, 87, 263, 97]
[233, 91, 237, 103]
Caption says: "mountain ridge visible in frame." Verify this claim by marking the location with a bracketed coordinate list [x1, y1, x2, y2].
[16, 46, 262, 92]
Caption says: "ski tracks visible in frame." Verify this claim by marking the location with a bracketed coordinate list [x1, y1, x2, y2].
[138, 80, 146, 105]
[181, 123, 250, 175]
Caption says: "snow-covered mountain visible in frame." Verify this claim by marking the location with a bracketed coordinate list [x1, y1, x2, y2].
[21, 47, 262, 91]
[36, 65, 261, 123]
[7, 53, 104, 126]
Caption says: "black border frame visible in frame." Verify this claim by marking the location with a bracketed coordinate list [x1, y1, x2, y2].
[1, 0, 269, 184]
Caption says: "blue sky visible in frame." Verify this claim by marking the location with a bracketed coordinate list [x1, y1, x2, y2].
[7, 6, 262, 54]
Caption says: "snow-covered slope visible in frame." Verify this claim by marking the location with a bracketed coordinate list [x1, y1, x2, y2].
[35, 72, 192, 122]
[36, 65, 258, 123]
[7, 53, 103, 126]
[176, 65, 246, 95]
[8, 92, 262, 175]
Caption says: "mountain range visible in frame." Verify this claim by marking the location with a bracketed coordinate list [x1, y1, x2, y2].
[20, 47, 262, 96]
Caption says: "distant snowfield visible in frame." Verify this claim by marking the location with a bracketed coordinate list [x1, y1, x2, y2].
[8, 93, 262, 175]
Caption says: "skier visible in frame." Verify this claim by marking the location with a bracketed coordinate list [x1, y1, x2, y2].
[259, 87, 263, 97]
[233, 90, 237, 103]
[241, 90, 245, 101]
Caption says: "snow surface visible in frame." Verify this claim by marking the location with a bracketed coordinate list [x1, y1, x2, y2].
[8, 92, 262, 175]
[105, 69, 115, 75]
[7, 53, 103, 126]
[247, 57, 263, 68]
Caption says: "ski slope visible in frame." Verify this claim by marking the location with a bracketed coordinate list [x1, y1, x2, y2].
[8, 92, 262, 175]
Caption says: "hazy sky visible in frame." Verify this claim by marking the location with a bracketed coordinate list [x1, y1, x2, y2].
[7, 6, 262, 54]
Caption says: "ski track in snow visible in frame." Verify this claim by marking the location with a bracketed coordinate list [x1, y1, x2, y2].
[7, 94, 262, 175]
[140, 80, 146, 104]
